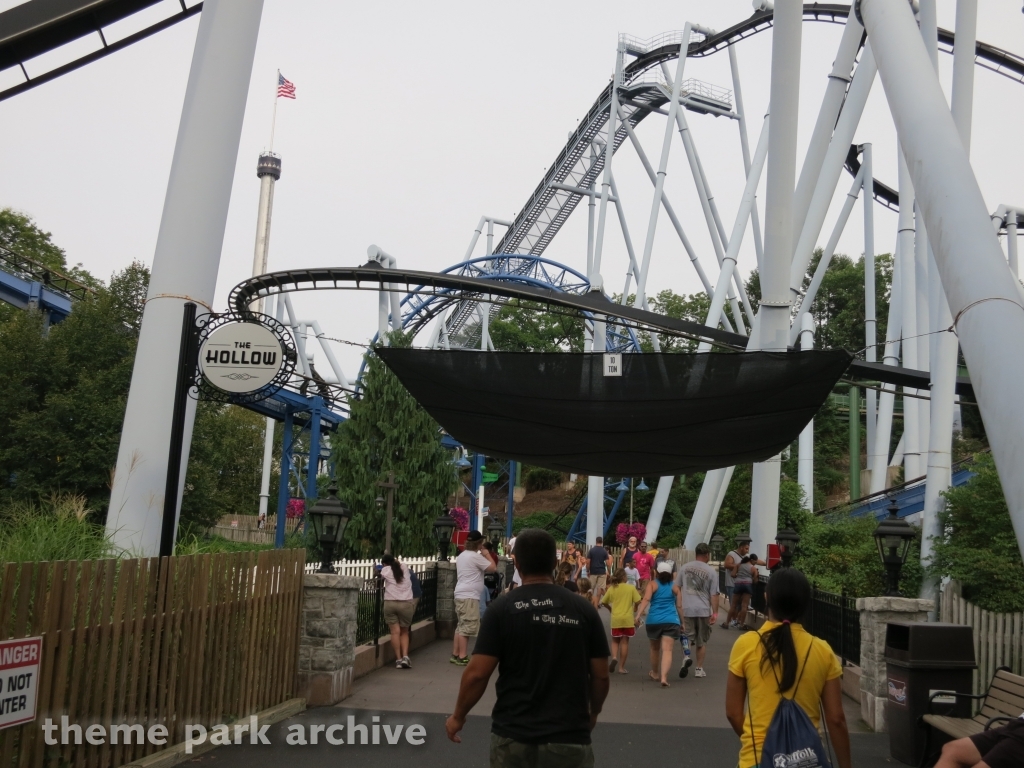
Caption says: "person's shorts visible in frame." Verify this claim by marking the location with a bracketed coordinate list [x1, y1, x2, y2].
[970, 718, 1024, 768]
[683, 616, 713, 647]
[490, 734, 594, 768]
[645, 622, 680, 640]
[733, 583, 753, 596]
[611, 626, 635, 638]
[590, 574, 607, 592]
[725, 585, 734, 601]
[455, 598, 480, 637]
[638, 578, 650, 595]
[382, 599, 416, 628]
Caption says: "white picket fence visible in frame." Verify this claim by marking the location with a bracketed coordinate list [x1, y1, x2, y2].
[940, 581, 1024, 695]
[304, 556, 438, 579]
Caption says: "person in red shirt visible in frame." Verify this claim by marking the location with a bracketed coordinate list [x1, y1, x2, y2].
[632, 541, 655, 594]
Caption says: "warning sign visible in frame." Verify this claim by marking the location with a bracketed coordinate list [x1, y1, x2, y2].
[0, 637, 41, 730]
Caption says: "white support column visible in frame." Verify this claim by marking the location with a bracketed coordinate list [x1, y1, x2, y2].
[788, 43, 877, 297]
[106, 0, 265, 556]
[634, 23, 692, 311]
[729, 43, 765, 270]
[869, 248, 903, 493]
[750, 0, 801, 558]
[921, 0, 976, 607]
[863, 144, 878, 458]
[586, 476, 604, 547]
[861, 0, 1024, 561]
[591, 42, 623, 284]
[792, 12, 865, 238]
[1008, 217, 1019, 277]
[798, 312, 815, 511]
[789, 166, 865, 344]
[896, 151, 921, 480]
[258, 291, 278, 521]
[703, 467, 734, 544]
[645, 476, 674, 544]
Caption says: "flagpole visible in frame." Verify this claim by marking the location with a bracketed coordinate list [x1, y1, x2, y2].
[269, 68, 279, 152]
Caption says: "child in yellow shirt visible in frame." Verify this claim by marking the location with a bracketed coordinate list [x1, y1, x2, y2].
[600, 568, 641, 673]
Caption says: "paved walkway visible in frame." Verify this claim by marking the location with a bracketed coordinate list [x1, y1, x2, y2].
[202, 607, 895, 767]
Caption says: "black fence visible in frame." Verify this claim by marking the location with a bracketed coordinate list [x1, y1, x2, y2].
[746, 574, 859, 667]
[356, 566, 438, 646]
[806, 584, 860, 667]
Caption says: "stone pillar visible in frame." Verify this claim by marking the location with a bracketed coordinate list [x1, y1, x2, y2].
[436, 561, 456, 639]
[856, 596, 934, 732]
[296, 573, 361, 706]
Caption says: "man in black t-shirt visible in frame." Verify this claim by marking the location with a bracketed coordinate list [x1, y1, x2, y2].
[586, 536, 612, 607]
[445, 528, 610, 767]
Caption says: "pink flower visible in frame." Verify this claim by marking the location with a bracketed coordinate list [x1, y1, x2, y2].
[286, 498, 305, 519]
[615, 522, 647, 546]
[448, 507, 470, 531]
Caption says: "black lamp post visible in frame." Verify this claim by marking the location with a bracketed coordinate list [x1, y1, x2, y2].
[709, 533, 725, 562]
[432, 509, 457, 562]
[775, 529, 801, 568]
[487, 518, 504, 548]
[874, 500, 916, 596]
[308, 484, 351, 573]
[735, 532, 751, 548]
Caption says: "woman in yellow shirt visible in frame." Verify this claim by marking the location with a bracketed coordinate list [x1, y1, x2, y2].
[600, 568, 641, 674]
[725, 568, 851, 768]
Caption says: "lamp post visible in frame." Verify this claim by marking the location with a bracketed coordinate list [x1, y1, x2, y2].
[775, 528, 801, 569]
[874, 500, 916, 596]
[376, 471, 398, 555]
[308, 484, 351, 573]
[710, 533, 725, 563]
[432, 509, 457, 561]
[487, 518, 504, 548]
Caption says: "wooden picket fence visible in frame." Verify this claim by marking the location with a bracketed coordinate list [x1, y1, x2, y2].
[0, 549, 305, 768]
[939, 580, 1024, 696]
[209, 515, 302, 545]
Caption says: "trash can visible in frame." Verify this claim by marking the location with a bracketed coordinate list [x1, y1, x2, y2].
[884, 622, 976, 765]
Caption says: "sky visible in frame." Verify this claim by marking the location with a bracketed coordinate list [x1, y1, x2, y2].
[3, 0, 1024, 378]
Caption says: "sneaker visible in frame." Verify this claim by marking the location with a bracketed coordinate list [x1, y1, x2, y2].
[396, 659, 404, 669]
[609, 657, 618, 674]
[401, 656, 412, 669]
[695, 667, 707, 678]
[449, 654, 459, 664]
[679, 657, 692, 678]
[454, 656, 470, 666]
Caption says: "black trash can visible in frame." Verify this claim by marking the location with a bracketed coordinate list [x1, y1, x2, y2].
[884, 622, 976, 765]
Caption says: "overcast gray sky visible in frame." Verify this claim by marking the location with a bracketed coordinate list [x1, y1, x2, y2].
[3, 0, 1024, 375]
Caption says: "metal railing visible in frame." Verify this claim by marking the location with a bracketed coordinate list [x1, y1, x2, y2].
[806, 585, 860, 667]
[355, 567, 438, 646]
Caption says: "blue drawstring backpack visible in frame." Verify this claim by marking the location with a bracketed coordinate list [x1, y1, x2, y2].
[751, 636, 833, 768]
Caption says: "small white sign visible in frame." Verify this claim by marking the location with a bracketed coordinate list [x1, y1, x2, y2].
[0, 637, 41, 730]
[199, 322, 285, 394]
[603, 353, 622, 377]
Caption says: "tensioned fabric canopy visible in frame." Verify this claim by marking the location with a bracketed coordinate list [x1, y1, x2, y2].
[376, 348, 853, 476]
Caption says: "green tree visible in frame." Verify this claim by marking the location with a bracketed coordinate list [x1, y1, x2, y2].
[333, 332, 456, 558]
[930, 454, 1024, 612]
[489, 300, 584, 352]
[0, 262, 149, 511]
[0, 208, 100, 289]
[180, 403, 268, 533]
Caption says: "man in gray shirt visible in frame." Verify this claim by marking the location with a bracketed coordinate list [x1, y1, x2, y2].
[676, 543, 720, 679]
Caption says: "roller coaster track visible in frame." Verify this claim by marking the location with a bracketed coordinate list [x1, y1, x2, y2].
[487, 3, 1024, 265]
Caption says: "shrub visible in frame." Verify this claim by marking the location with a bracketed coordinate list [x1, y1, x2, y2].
[615, 522, 646, 546]
[512, 511, 558, 534]
[524, 467, 562, 492]
[930, 454, 1024, 612]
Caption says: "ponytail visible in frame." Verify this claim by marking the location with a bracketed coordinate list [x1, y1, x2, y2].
[382, 553, 404, 583]
[758, 568, 811, 693]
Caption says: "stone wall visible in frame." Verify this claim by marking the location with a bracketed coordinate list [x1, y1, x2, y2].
[856, 596, 933, 732]
[296, 573, 362, 706]
[436, 561, 456, 638]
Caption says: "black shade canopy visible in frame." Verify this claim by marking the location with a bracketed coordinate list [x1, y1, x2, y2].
[376, 348, 853, 476]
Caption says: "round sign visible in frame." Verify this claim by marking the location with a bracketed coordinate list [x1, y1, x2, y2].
[198, 321, 286, 394]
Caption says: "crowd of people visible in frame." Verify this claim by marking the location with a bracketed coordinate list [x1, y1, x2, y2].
[381, 529, 854, 768]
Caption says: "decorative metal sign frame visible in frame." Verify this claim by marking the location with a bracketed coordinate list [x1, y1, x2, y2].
[192, 312, 297, 405]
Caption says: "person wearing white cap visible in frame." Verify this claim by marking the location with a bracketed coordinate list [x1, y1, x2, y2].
[635, 560, 682, 687]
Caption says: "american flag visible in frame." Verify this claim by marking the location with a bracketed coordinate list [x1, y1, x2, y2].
[277, 73, 296, 99]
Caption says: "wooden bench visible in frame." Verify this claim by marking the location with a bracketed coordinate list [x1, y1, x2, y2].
[920, 667, 1024, 766]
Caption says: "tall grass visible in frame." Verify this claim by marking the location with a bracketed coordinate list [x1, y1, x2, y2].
[0, 494, 116, 563]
